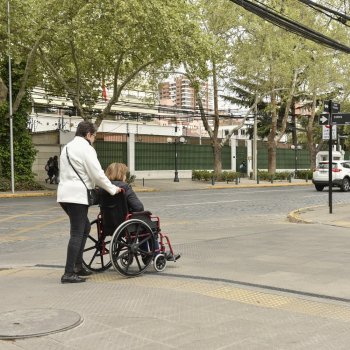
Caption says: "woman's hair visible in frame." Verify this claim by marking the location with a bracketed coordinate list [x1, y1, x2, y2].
[75, 121, 96, 137]
[105, 163, 128, 181]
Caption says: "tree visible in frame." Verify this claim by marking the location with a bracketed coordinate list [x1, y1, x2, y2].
[184, 0, 248, 175]
[0, 59, 37, 182]
[33, 0, 209, 127]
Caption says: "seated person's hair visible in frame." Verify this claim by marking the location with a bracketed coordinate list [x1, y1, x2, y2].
[105, 163, 128, 181]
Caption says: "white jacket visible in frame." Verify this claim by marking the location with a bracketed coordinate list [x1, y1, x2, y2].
[57, 136, 118, 205]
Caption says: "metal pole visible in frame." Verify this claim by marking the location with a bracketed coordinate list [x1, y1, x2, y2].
[253, 102, 258, 180]
[174, 140, 179, 182]
[7, 0, 15, 193]
[328, 100, 333, 214]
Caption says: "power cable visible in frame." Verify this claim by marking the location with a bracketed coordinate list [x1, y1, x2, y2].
[229, 0, 350, 53]
[298, 0, 350, 24]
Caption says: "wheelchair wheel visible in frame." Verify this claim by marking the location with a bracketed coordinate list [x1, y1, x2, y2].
[82, 218, 112, 272]
[110, 219, 155, 277]
[154, 254, 167, 272]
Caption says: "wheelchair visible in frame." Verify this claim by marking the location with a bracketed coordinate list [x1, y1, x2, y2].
[82, 190, 180, 277]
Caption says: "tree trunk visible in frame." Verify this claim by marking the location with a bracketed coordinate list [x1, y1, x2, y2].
[212, 140, 222, 175]
[267, 92, 277, 173]
[307, 91, 317, 170]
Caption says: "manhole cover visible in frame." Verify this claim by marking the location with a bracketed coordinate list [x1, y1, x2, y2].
[0, 308, 82, 339]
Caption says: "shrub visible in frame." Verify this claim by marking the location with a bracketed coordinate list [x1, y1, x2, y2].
[0, 177, 45, 191]
[192, 170, 239, 182]
[126, 172, 136, 184]
[295, 169, 312, 180]
[257, 171, 291, 181]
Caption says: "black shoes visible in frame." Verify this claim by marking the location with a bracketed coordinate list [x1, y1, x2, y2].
[165, 252, 181, 261]
[61, 273, 86, 284]
[75, 268, 92, 277]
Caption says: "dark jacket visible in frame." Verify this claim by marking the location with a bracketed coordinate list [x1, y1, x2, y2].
[99, 180, 144, 235]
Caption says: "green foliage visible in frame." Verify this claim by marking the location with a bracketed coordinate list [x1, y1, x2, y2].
[0, 60, 37, 182]
[257, 171, 291, 181]
[295, 169, 312, 180]
[126, 171, 136, 185]
[0, 177, 44, 191]
[192, 170, 239, 182]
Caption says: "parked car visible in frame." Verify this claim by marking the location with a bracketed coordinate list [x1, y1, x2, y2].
[312, 161, 350, 192]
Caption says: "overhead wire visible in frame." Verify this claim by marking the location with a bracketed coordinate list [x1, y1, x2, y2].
[297, 0, 350, 25]
[229, 0, 350, 53]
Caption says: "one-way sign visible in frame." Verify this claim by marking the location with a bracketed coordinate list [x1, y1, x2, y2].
[319, 112, 329, 125]
[332, 113, 350, 125]
[324, 101, 340, 113]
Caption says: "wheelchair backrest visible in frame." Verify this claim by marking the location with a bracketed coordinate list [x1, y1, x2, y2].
[99, 189, 129, 236]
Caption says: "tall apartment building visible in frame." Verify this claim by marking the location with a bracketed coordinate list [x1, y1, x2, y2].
[159, 76, 212, 114]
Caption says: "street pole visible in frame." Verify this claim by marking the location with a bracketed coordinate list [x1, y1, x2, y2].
[328, 100, 333, 214]
[253, 103, 257, 180]
[294, 145, 297, 175]
[7, 0, 15, 193]
[174, 139, 179, 182]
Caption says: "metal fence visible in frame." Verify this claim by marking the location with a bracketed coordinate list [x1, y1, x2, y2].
[95, 140, 312, 172]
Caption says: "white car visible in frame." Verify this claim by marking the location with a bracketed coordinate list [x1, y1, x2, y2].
[312, 161, 350, 192]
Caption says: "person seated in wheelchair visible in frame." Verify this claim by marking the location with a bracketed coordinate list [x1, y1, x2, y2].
[99, 162, 179, 261]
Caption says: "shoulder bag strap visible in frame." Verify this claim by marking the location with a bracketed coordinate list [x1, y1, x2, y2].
[66, 147, 88, 190]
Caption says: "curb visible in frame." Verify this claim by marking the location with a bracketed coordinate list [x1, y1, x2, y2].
[207, 182, 312, 190]
[0, 188, 156, 199]
[0, 191, 56, 199]
[287, 205, 324, 224]
[0, 181, 313, 198]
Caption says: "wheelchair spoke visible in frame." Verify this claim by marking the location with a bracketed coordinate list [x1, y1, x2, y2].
[110, 219, 156, 277]
[82, 218, 112, 272]
[86, 236, 98, 244]
[84, 245, 97, 253]
[87, 249, 98, 268]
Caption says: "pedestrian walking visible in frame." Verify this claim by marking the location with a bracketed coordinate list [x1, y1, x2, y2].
[52, 155, 59, 184]
[57, 121, 121, 284]
[239, 161, 247, 178]
[45, 157, 54, 183]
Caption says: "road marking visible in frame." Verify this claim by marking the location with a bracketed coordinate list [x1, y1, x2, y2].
[0, 206, 58, 223]
[0, 217, 66, 241]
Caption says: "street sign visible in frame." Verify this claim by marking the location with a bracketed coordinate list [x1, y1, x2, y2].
[319, 112, 329, 125]
[324, 101, 340, 113]
[332, 113, 350, 125]
[322, 125, 336, 140]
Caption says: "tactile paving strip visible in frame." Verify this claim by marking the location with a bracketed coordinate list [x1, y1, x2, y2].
[91, 273, 350, 322]
[2, 268, 350, 324]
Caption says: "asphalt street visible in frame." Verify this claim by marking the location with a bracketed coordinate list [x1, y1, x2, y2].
[1, 184, 350, 349]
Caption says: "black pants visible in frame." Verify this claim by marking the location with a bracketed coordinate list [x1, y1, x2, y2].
[60, 202, 91, 274]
